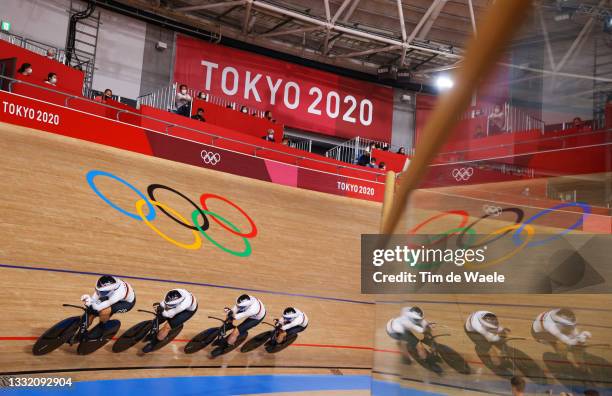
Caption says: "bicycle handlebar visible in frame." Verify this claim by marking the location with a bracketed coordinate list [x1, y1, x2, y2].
[262, 321, 277, 328]
[138, 309, 157, 315]
[208, 316, 228, 323]
[62, 304, 86, 311]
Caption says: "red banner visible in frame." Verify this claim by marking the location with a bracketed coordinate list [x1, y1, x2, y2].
[173, 34, 394, 141]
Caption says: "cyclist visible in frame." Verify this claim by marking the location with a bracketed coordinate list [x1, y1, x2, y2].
[80, 275, 135, 336]
[532, 308, 591, 356]
[224, 294, 266, 346]
[273, 307, 309, 344]
[465, 311, 509, 365]
[143, 289, 198, 353]
[386, 306, 432, 359]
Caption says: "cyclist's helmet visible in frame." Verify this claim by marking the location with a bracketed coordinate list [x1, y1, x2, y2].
[165, 289, 184, 308]
[96, 275, 120, 297]
[552, 308, 576, 330]
[402, 306, 424, 321]
[237, 294, 252, 309]
[283, 307, 298, 320]
[480, 312, 500, 330]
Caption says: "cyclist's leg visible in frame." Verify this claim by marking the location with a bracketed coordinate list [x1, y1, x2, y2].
[157, 308, 197, 341]
[229, 317, 263, 345]
[277, 325, 307, 343]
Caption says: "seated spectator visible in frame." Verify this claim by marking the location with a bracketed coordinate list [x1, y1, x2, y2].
[357, 150, 370, 166]
[281, 137, 291, 146]
[196, 92, 209, 101]
[44, 72, 57, 87]
[473, 125, 485, 138]
[46, 48, 57, 60]
[397, 147, 406, 155]
[240, 105, 249, 114]
[572, 117, 583, 129]
[264, 110, 276, 123]
[510, 376, 525, 396]
[262, 129, 275, 142]
[17, 63, 33, 76]
[378, 162, 386, 170]
[488, 104, 506, 134]
[175, 84, 192, 117]
[191, 108, 206, 122]
[95, 88, 113, 102]
[367, 157, 377, 168]
[381, 143, 389, 151]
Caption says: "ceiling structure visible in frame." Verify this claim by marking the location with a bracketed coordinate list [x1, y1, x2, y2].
[110, 0, 611, 86]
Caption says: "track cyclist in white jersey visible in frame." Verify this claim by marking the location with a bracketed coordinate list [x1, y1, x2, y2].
[386, 306, 433, 359]
[224, 294, 266, 346]
[532, 308, 591, 359]
[80, 275, 136, 335]
[465, 311, 509, 366]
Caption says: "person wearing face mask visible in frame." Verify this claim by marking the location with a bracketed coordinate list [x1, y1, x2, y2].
[45, 72, 58, 87]
[17, 63, 33, 77]
[240, 105, 249, 114]
[46, 48, 57, 60]
[96, 89, 113, 103]
[262, 129, 275, 142]
[175, 84, 192, 117]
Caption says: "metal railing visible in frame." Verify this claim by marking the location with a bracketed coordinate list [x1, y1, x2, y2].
[284, 135, 312, 152]
[2, 75, 386, 182]
[460, 101, 545, 135]
[325, 136, 409, 165]
[0, 30, 94, 95]
[137, 83, 268, 118]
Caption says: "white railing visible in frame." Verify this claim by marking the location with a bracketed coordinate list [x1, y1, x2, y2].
[459, 101, 545, 135]
[285, 135, 312, 152]
[137, 83, 267, 118]
[0, 31, 67, 63]
[325, 136, 408, 165]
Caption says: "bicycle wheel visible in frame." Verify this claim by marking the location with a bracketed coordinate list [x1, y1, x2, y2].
[184, 327, 219, 354]
[266, 334, 298, 353]
[148, 324, 183, 352]
[241, 331, 273, 353]
[77, 320, 121, 355]
[32, 316, 81, 356]
[113, 320, 153, 353]
[211, 332, 248, 358]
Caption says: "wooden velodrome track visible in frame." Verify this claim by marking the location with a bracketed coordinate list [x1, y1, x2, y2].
[0, 121, 610, 395]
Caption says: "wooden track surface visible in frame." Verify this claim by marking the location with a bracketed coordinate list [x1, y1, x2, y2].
[0, 121, 610, 395]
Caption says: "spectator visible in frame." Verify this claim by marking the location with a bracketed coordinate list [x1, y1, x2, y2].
[488, 104, 506, 134]
[264, 110, 275, 123]
[44, 72, 57, 87]
[46, 48, 57, 60]
[240, 105, 249, 114]
[191, 108, 206, 122]
[95, 88, 113, 103]
[196, 92, 209, 101]
[262, 129, 275, 142]
[357, 150, 370, 166]
[397, 147, 406, 155]
[510, 376, 525, 396]
[17, 63, 33, 76]
[381, 143, 389, 151]
[473, 125, 485, 138]
[281, 137, 290, 146]
[175, 84, 192, 117]
[378, 162, 386, 170]
[367, 157, 377, 168]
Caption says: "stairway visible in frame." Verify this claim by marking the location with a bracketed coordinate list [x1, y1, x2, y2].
[66, 0, 101, 93]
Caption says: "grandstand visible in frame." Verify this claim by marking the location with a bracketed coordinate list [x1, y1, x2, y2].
[0, 0, 611, 395]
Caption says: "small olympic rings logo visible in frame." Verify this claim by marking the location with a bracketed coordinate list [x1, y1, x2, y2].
[482, 204, 503, 217]
[85, 170, 257, 257]
[201, 150, 221, 166]
[451, 167, 474, 181]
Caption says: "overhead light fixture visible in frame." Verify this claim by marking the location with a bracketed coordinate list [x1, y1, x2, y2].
[604, 16, 612, 33]
[435, 75, 454, 90]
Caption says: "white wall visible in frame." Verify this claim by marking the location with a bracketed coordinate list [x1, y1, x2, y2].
[0, 0, 69, 49]
[92, 9, 146, 98]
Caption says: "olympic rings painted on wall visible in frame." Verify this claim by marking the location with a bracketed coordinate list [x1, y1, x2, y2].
[451, 167, 474, 181]
[408, 202, 591, 268]
[86, 170, 258, 256]
[201, 150, 221, 165]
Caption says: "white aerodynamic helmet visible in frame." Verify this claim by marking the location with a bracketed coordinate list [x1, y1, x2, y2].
[401, 306, 424, 321]
[551, 308, 576, 327]
[479, 312, 500, 330]
[96, 275, 120, 296]
[237, 294, 253, 309]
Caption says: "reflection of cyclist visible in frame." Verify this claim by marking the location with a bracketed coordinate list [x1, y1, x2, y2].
[386, 307, 432, 359]
[532, 308, 591, 356]
[274, 307, 309, 344]
[81, 276, 135, 333]
[224, 294, 266, 345]
[144, 289, 198, 353]
[465, 311, 509, 365]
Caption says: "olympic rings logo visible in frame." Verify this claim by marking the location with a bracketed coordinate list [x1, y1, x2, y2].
[408, 202, 591, 269]
[85, 170, 258, 257]
[451, 167, 474, 181]
[201, 150, 221, 166]
[482, 204, 503, 217]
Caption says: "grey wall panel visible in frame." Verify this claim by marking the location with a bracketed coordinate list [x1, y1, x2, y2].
[139, 25, 175, 96]
[0, 0, 69, 49]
